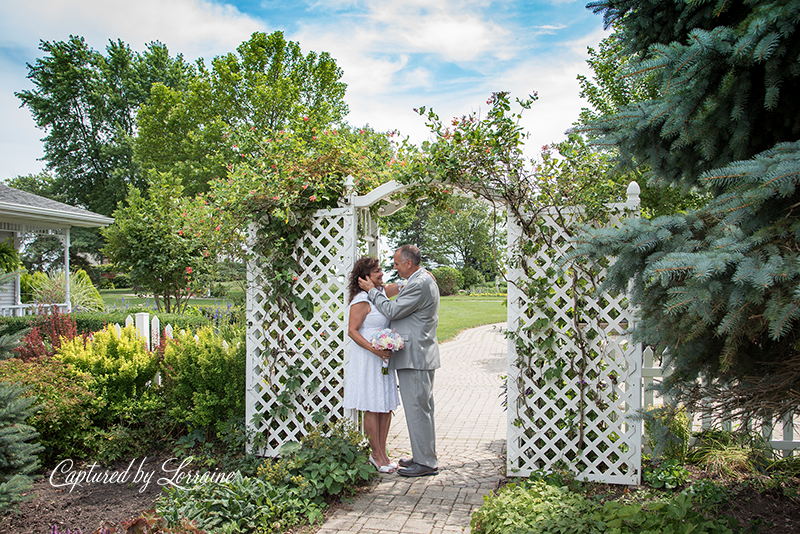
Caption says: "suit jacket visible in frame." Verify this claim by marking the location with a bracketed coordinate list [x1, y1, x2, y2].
[368, 268, 440, 370]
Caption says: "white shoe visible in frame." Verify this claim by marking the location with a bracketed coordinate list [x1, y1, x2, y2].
[369, 454, 395, 473]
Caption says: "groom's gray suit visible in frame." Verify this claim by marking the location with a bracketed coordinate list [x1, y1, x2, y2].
[367, 268, 440, 469]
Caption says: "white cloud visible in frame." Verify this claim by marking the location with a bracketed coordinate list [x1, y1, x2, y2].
[0, 0, 268, 179]
[1, 0, 265, 65]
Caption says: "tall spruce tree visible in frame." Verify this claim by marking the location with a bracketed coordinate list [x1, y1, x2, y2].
[573, 0, 800, 422]
[0, 273, 42, 511]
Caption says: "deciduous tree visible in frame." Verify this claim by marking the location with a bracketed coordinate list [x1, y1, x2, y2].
[102, 173, 216, 313]
[16, 37, 192, 216]
[135, 31, 348, 196]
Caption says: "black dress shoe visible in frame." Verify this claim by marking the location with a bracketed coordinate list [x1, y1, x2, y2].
[398, 463, 438, 477]
[398, 458, 414, 468]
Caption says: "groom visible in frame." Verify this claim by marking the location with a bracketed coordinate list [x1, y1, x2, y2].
[358, 244, 440, 477]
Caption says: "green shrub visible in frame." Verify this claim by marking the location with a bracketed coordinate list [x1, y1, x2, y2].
[643, 404, 691, 462]
[56, 325, 159, 423]
[208, 282, 228, 298]
[0, 240, 21, 273]
[258, 419, 374, 502]
[94, 390, 173, 463]
[18, 272, 34, 303]
[461, 266, 485, 289]
[471, 480, 596, 534]
[643, 459, 691, 489]
[682, 479, 729, 510]
[470, 479, 736, 534]
[431, 266, 463, 296]
[0, 382, 43, 512]
[162, 327, 246, 434]
[156, 471, 322, 533]
[0, 357, 98, 463]
[110, 272, 133, 289]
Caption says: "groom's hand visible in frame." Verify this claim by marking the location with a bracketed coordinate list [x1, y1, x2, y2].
[358, 276, 375, 292]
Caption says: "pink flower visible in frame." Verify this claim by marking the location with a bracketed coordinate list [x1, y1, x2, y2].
[271, 164, 276, 169]
[309, 195, 318, 202]
[215, 225, 221, 231]
[359, 129, 365, 135]
[273, 196, 279, 201]
[182, 212, 187, 217]
[302, 184, 308, 190]
[312, 136, 318, 140]
[186, 267, 193, 274]
[292, 275, 298, 281]
[303, 116, 309, 121]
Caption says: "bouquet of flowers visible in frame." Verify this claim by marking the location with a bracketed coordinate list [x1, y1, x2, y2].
[371, 328, 404, 374]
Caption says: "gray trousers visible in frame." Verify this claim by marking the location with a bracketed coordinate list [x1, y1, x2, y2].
[396, 369, 437, 469]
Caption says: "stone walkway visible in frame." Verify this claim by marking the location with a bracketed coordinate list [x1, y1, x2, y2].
[318, 323, 508, 534]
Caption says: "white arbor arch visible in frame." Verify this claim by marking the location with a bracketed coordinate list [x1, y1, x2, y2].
[245, 177, 416, 455]
[245, 177, 643, 484]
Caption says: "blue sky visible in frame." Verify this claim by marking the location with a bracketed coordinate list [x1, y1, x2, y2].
[0, 0, 608, 182]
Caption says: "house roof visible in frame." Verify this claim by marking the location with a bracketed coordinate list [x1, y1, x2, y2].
[0, 184, 114, 228]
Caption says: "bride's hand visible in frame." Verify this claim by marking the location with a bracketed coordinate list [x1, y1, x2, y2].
[375, 349, 391, 362]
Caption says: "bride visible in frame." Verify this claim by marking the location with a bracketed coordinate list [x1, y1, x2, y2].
[343, 256, 401, 473]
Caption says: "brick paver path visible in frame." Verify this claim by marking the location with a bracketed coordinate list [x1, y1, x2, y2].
[317, 323, 508, 534]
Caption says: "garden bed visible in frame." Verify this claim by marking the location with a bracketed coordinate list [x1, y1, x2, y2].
[1, 452, 372, 534]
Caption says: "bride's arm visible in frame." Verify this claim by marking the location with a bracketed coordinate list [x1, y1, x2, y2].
[348, 301, 391, 361]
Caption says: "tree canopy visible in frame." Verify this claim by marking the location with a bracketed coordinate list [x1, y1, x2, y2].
[573, 0, 800, 422]
[16, 37, 192, 216]
[135, 31, 348, 196]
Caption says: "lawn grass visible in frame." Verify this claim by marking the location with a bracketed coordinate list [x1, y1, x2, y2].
[100, 289, 233, 310]
[437, 296, 507, 342]
[99, 289, 507, 342]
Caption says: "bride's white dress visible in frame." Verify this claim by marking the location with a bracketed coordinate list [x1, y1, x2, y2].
[343, 290, 400, 412]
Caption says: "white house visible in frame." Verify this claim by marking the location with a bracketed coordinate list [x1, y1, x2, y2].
[0, 183, 113, 316]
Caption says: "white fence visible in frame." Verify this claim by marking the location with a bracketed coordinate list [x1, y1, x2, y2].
[0, 303, 70, 317]
[113, 311, 174, 351]
[643, 346, 799, 458]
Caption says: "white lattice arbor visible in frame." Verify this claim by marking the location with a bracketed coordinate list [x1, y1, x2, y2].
[245, 178, 413, 455]
[246, 177, 647, 486]
[505, 183, 643, 485]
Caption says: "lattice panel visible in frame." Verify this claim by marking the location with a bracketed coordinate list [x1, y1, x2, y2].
[506, 201, 642, 485]
[246, 207, 356, 455]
